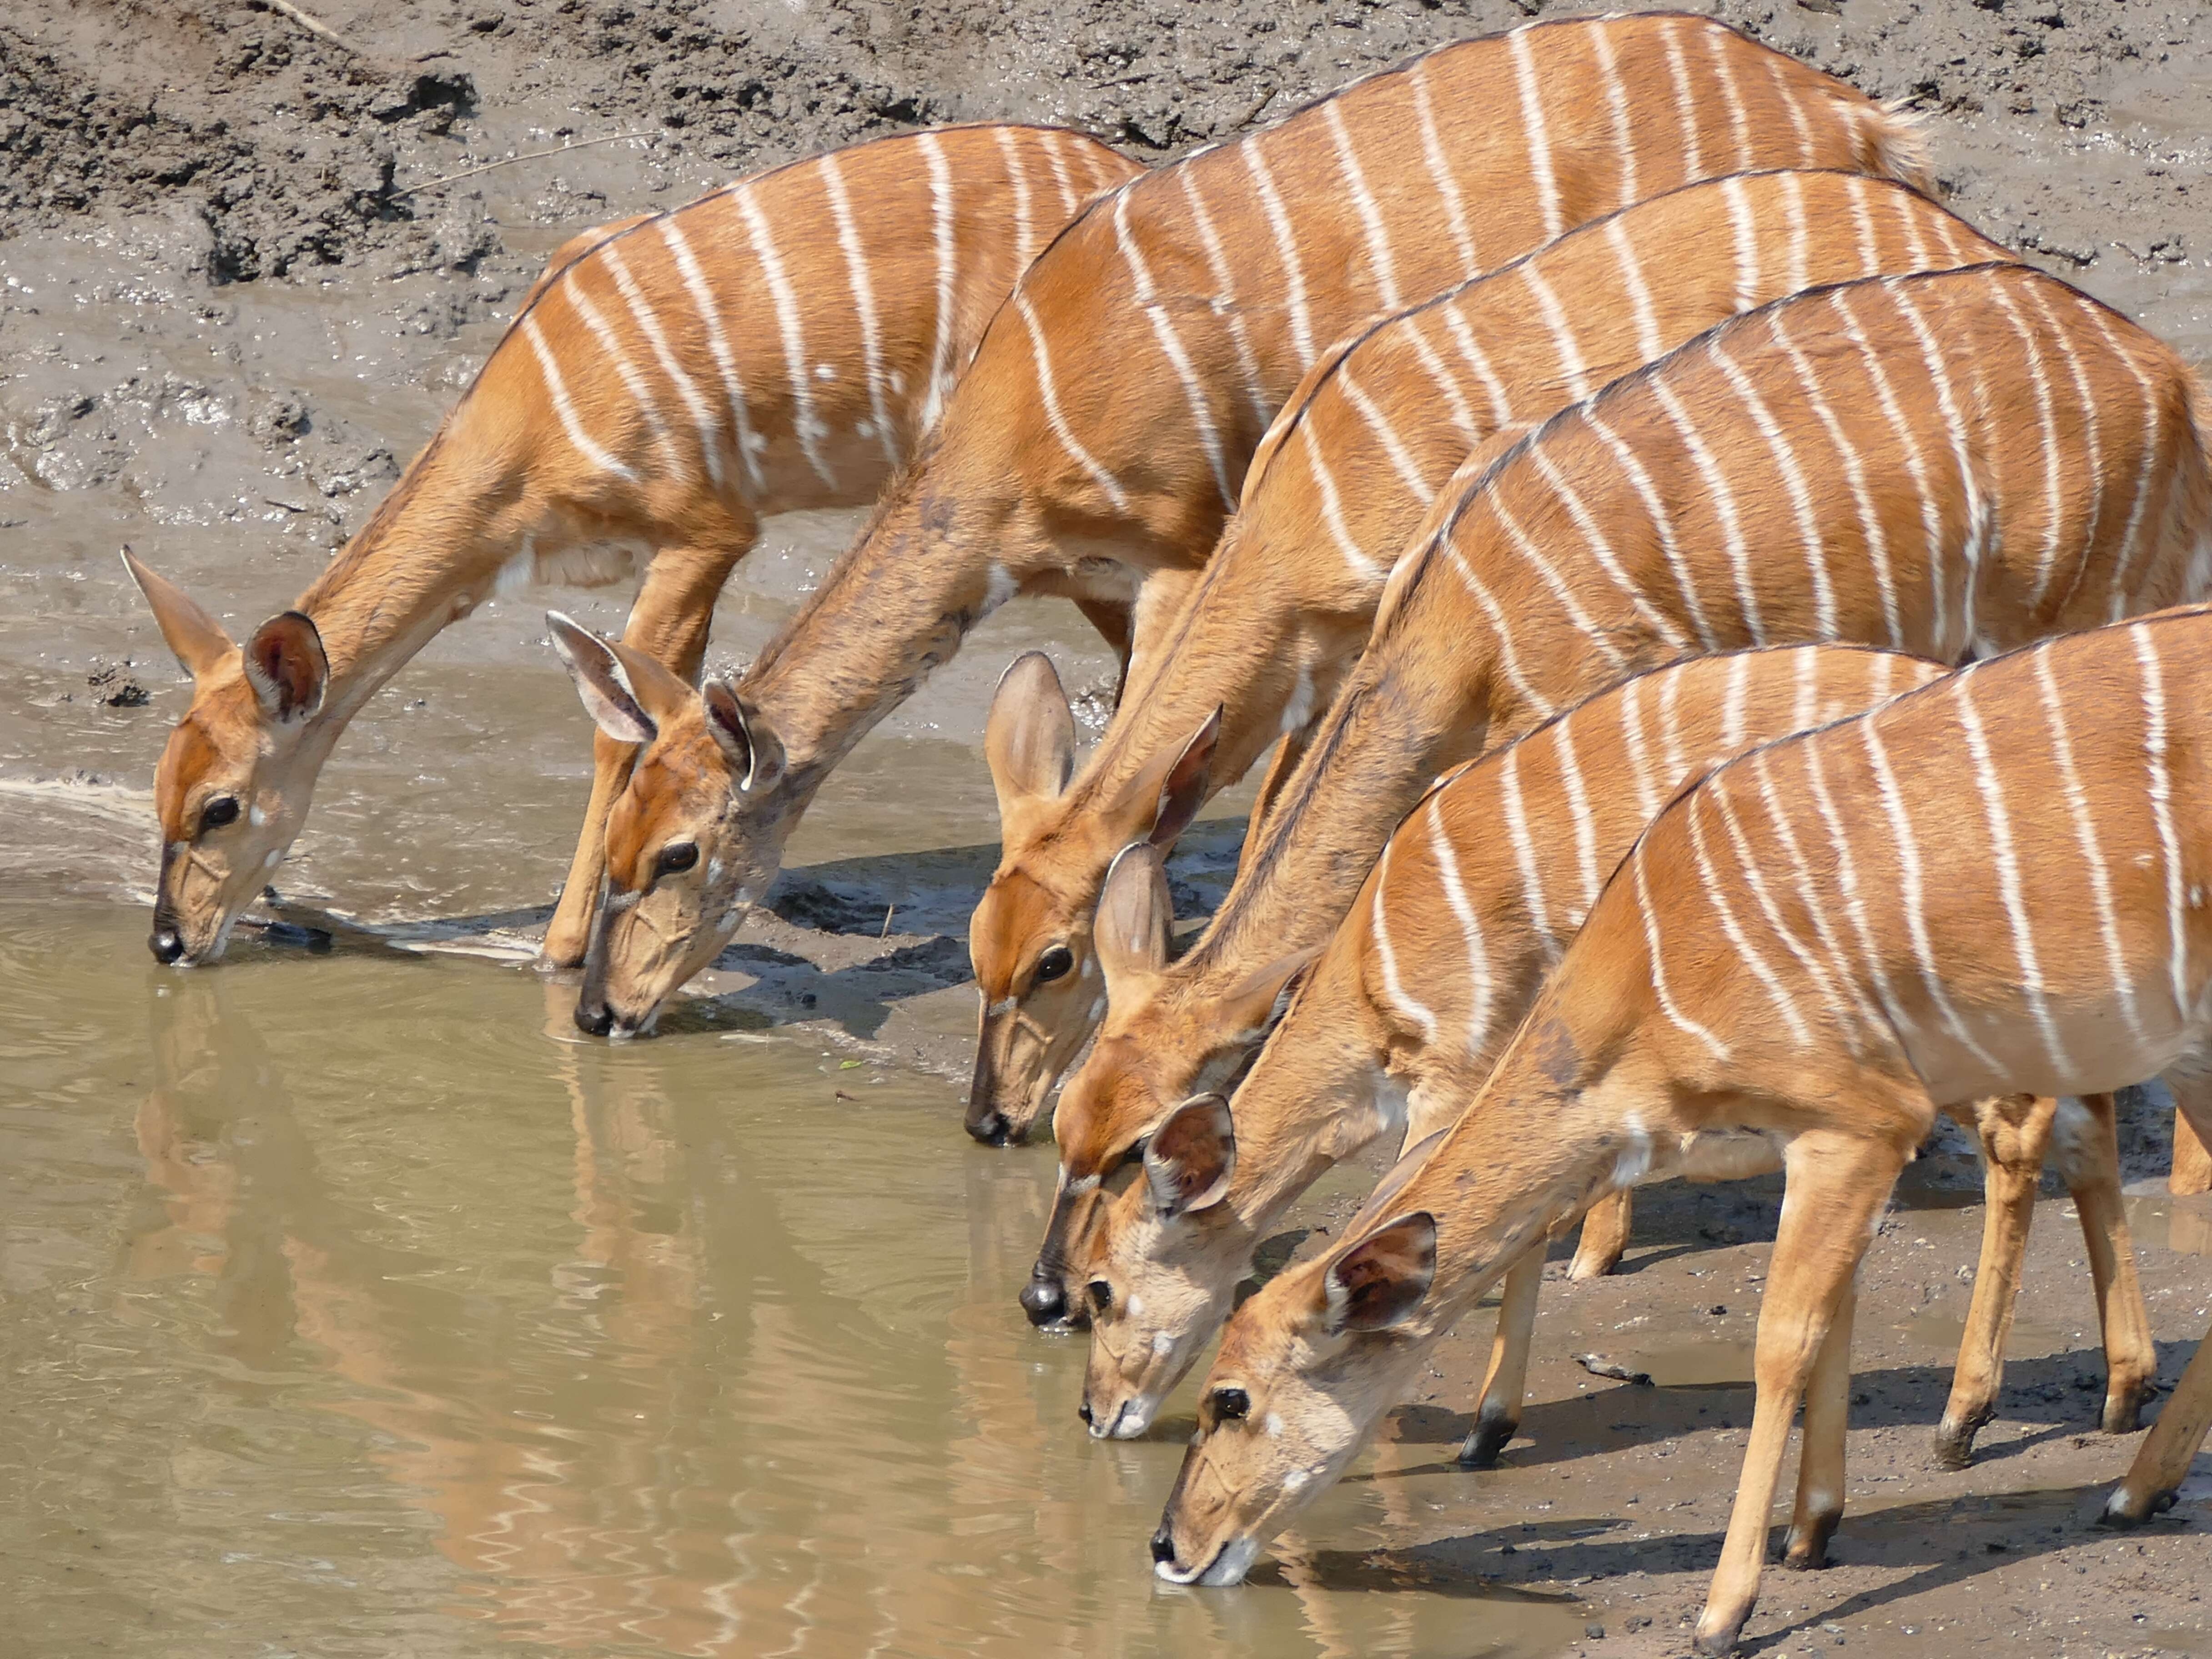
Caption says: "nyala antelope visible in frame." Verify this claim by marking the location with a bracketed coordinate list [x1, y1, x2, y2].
[1156, 605, 2212, 1653]
[1073, 646, 2152, 1482]
[550, 12, 1932, 1038]
[122, 123, 1138, 968]
[973, 166, 2011, 1152]
[1027, 261, 2212, 1331]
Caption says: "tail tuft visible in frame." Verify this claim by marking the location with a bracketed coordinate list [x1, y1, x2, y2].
[1866, 97, 1938, 198]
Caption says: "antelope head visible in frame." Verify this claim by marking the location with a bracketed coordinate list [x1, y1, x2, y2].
[1019, 843, 1313, 1330]
[549, 613, 786, 1038]
[966, 650, 1219, 1146]
[125, 551, 332, 966]
[1076, 1091, 1249, 1439]
[1150, 1209, 1438, 1586]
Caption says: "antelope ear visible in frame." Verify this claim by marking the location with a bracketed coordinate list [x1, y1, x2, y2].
[241, 611, 328, 723]
[703, 680, 785, 794]
[603, 635, 699, 730]
[121, 548, 233, 679]
[1218, 945, 1322, 1042]
[1146, 707, 1221, 849]
[1145, 1093, 1235, 1217]
[985, 652, 1076, 819]
[1322, 1211, 1436, 1334]
[1094, 842, 1172, 994]
[548, 612, 657, 744]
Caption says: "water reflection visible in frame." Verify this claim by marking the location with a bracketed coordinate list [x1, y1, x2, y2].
[4, 903, 1584, 1658]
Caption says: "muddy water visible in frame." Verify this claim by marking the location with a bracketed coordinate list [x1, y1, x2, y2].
[0, 900, 1587, 1658]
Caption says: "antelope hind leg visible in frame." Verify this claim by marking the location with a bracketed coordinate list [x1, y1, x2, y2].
[2053, 1093, 2157, 1434]
[1568, 1186, 1633, 1280]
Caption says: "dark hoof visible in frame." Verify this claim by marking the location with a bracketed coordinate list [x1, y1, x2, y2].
[1930, 1420, 1981, 1470]
[1456, 1412, 1517, 1469]
[2097, 1487, 2177, 1529]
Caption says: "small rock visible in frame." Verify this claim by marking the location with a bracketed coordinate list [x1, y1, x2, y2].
[1584, 1623, 1605, 1640]
[86, 663, 150, 707]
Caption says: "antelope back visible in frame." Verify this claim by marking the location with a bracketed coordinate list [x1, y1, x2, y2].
[460, 123, 1139, 524]
[1054, 261, 2212, 1186]
[1346, 644, 1948, 1098]
[972, 171, 1992, 1148]
[572, 14, 1928, 1034]
[991, 13, 1929, 552]
[1606, 604, 2212, 1109]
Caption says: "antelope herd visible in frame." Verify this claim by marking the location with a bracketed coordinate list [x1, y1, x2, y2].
[118, 10, 2212, 1651]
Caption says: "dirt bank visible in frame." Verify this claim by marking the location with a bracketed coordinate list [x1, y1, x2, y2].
[5, 2, 2212, 1652]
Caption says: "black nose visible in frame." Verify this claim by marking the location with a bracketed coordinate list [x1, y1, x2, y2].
[966, 1109, 1011, 1146]
[1020, 1272, 1067, 1327]
[149, 925, 184, 965]
[1150, 1525, 1176, 1565]
[1078, 1398, 1093, 1425]
[573, 999, 613, 1036]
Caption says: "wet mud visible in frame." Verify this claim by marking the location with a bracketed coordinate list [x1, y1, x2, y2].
[7, 0, 2212, 1653]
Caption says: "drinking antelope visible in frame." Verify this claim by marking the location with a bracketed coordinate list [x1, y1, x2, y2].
[122, 123, 1138, 969]
[970, 166, 2013, 1150]
[1025, 261, 2212, 1332]
[1071, 646, 2151, 1480]
[1154, 604, 2212, 1652]
[548, 12, 1933, 1038]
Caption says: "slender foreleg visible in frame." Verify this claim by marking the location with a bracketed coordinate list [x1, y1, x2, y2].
[1458, 1243, 1543, 1468]
[1934, 1094, 2050, 1468]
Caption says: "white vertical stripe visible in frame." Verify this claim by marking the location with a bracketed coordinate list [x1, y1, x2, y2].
[1509, 28, 1563, 240]
[1619, 674, 1664, 825]
[735, 185, 834, 487]
[564, 281, 685, 480]
[1412, 59, 1478, 276]
[2023, 279, 2106, 606]
[1518, 263, 1595, 403]
[1325, 101, 1401, 310]
[1301, 422, 1383, 581]
[1632, 841, 1731, 1060]
[1039, 130, 1080, 216]
[1438, 302, 1517, 430]
[1583, 409, 1719, 651]
[1954, 670, 2073, 1073]
[1860, 715, 2002, 1070]
[2135, 623, 2192, 1018]
[1447, 541, 1557, 723]
[1762, 52, 1816, 166]
[1704, 22, 1754, 171]
[1781, 172, 1811, 296]
[1179, 169, 1271, 429]
[521, 311, 636, 482]
[1113, 189, 1232, 510]
[2034, 645, 2147, 1045]
[1799, 737, 1917, 1040]
[1245, 146, 1315, 367]
[1981, 277, 2064, 605]
[1528, 446, 1690, 650]
[658, 216, 762, 494]
[993, 125, 1038, 268]
[919, 131, 959, 430]
[1724, 174, 1760, 313]
[1425, 796, 1497, 1059]
[1591, 17, 1638, 210]
[1605, 217, 1664, 367]
[1704, 769, 1849, 1049]
[1652, 372, 1764, 644]
[1886, 278, 1981, 649]
[1710, 341, 1836, 637]
[1016, 293, 1127, 512]
[1831, 287, 1944, 652]
[1550, 717, 1604, 918]
[1661, 19, 1704, 180]
[1498, 746, 1553, 947]
[602, 241, 723, 489]
[2076, 296, 2162, 619]
[1745, 743, 1888, 1043]
[820, 154, 899, 470]
[1490, 490, 1631, 669]
[1770, 307, 1901, 649]
[1340, 367, 1442, 504]
[1369, 840, 1440, 1043]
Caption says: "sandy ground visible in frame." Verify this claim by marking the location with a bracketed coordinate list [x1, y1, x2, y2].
[6, 0, 2212, 1651]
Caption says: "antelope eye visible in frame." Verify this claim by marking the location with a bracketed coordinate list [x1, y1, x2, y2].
[1212, 1386, 1251, 1422]
[1087, 1279, 1113, 1315]
[656, 842, 699, 877]
[200, 795, 241, 832]
[1033, 945, 1075, 985]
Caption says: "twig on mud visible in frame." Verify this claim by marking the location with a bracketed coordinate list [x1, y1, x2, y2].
[880, 905, 896, 939]
[1574, 1353, 1655, 1388]
[251, 0, 360, 55]
[1235, 86, 1279, 130]
[391, 131, 660, 197]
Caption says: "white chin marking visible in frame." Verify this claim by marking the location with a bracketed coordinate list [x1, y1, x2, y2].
[1111, 1402, 1153, 1439]
[1198, 1538, 1260, 1587]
